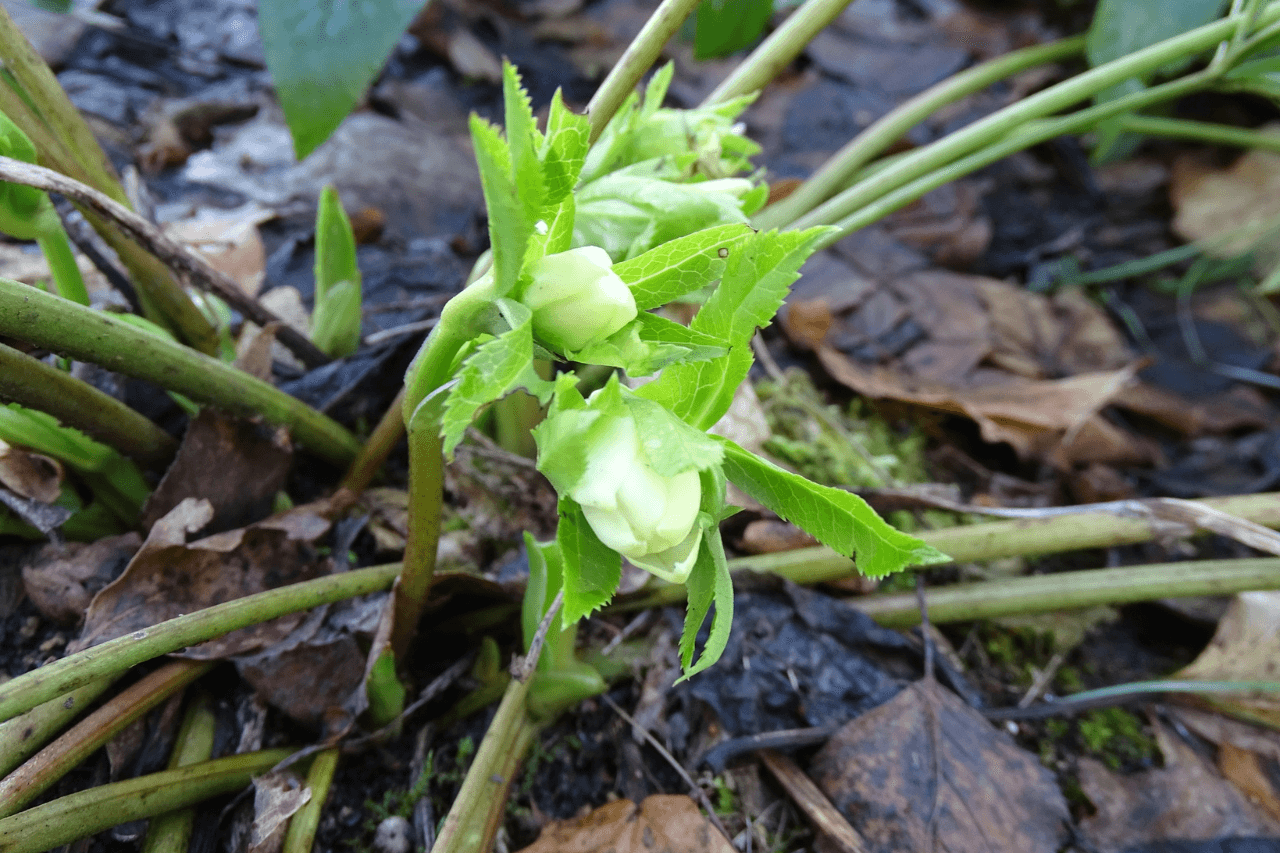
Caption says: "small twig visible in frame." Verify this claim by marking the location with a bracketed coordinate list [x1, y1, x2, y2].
[511, 589, 563, 682]
[601, 693, 734, 845]
[0, 155, 330, 369]
[1017, 651, 1067, 709]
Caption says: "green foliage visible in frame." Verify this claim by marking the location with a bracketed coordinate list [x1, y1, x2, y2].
[311, 186, 362, 358]
[1078, 707, 1158, 770]
[694, 0, 773, 59]
[257, 0, 431, 159]
[1085, 0, 1227, 160]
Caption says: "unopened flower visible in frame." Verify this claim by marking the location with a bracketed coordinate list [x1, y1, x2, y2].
[523, 246, 637, 352]
[567, 411, 702, 583]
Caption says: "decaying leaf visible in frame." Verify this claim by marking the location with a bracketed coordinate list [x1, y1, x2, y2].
[1174, 592, 1280, 727]
[22, 532, 142, 624]
[142, 409, 292, 535]
[249, 770, 311, 853]
[165, 204, 273, 297]
[515, 795, 733, 853]
[810, 680, 1069, 853]
[1079, 721, 1280, 853]
[0, 440, 63, 504]
[72, 498, 333, 657]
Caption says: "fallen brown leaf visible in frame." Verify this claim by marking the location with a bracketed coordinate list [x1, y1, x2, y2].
[1174, 591, 1280, 727]
[810, 681, 1069, 853]
[22, 533, 142, 625]
[516, 795, 733, 853]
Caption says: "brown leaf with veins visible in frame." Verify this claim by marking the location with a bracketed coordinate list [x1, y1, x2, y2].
[516, 795, 733, 853]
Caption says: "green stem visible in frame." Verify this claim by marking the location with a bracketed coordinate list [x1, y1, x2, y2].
[586, 0, 703, 143]
[786, 7, 1280, 235]
[36, 225, 88, 306]
[392, 423, 443, 661]
[339, 387, 406, 495]
[282, 747, 339, 853]
[0, 676, 117, 779]
[140, 692, 217, 853]
[0, 280, 359, 466]
[702, 0, 857, 106]
[431, 673, 539, 853]
[0, 343, 177, 469]
[0, 563, 400, 722]
[0, 661, 210, 818]
[857, 557, 1280, 628]
[755, 35, 1087, 229]
[814, 69, 1211, 248]
[0, 749, 294, 853]
[1118, 113, 1280, 151]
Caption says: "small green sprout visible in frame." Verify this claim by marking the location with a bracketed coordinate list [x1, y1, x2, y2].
[311, 185, 362, 358]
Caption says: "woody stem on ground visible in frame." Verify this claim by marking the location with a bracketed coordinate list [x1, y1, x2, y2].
[0, 280, 358, 466]
[753, 34, 1088, 229]
[0, 563, 400, 722]
[781, 5, 1280, 239]
[586, 0, 703, 143]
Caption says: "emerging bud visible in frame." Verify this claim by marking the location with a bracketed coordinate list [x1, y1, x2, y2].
[523, 246, 637, 352]
[568, 412, 702, 583]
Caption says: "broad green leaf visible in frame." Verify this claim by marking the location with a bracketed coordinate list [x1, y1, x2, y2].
[1084, 0, 1226, 162]
[569, 312, 727, 377]
[503, 61, 545, 229]
[678, 512, 733, 679]
[525, 196, 575, 264]
[614, 224, 753, 310]
[623, 395, 723, 478]
[531, 374, 599, 493]
[439, 300, 549, 456]
[693, 227, 833, 345]
[718, 438, 950, 578]
[694, 0, 772, 60]
[636, 344, 753, 431]
[258, 0, 431, 159]
[557, 499, 621, 625]
[470, 115, 533, 299]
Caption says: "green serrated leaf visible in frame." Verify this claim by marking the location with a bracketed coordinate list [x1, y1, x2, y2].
[614, 224, 753, 310]
[693, 227, 833, 345]
[641, 62, 674, 120]
[259, 0, 431, 159]
[623, 395, 723, 477]
[542, 89, 590, 204]
[718, 438, 950, 579]
[470, 115, 533, 299]
[635, 344, 753, 431]
[503, 61, 545, 228]
[568, 312, 727, 376]
[677, 516, 733, 679]
[439, 300, 547, 456]
[557, 499, 621, 625]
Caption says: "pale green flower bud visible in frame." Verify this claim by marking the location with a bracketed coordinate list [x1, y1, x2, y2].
[569, 413, 702, 583]
[523, 246, 637, 352]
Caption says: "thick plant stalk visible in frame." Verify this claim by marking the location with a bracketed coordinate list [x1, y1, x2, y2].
[0, 677, 117, 778]
[754, 35, 1087, 229]
[0, 563, 401, 722]
[0, 342, 178, 469]
[140, 692, 217, 853]
[0, 660, 210, 818]
[0, 280, 359, 466]
[586, 0, 703, 143]
[702, 0, 856, 106]
[857, 557, 1280, 627]
[0, 749, 294, 853]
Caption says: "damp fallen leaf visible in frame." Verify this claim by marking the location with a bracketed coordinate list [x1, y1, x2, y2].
[22, 533, 142, 625]
[1173, 591, 1280, 728]
[809, 680, 1069, 853]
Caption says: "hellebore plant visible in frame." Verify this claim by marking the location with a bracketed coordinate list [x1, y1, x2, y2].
[398, 62, 948, 683]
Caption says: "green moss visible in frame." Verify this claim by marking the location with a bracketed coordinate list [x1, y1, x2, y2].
[1078, 707, 1157, 770]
